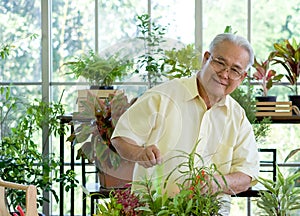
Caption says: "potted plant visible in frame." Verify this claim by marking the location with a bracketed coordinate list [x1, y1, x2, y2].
[67, 91, 136, 188]
[256, 166, 300, 215]
[271, 38, 300, 109]
[61, 50, 133, 111]
[61, 50, 133, 89]
[94, 141, 226, 215]
[252, 53, 284, 102]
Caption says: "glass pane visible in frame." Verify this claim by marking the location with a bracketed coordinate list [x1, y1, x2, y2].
[98, 0, 147, 51]
[52, 0, 96, 82]
[0, 0, 41, 82]
[251, 0, 300, 86]
[97, 1, 148, 84]
[202, 0, 248, 52]
[0, 85, 42, 139]
[151, 0, 195, 45]
[251, 0, 300, 59]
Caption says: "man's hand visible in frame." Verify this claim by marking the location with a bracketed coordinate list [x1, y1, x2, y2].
[112, 137, 162, 168]
[136, 144, 162, 168]
[199, 174, 225, 194]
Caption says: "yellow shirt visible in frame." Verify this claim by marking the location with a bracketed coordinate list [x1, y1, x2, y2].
[112, 75, 259, 199]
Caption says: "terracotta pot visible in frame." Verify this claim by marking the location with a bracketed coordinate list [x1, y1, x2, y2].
[98, 159, 135, 189]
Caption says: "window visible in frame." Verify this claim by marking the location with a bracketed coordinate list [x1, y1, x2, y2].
[1, 0, 300, 215]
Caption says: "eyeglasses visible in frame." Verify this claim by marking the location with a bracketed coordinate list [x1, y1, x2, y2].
[209, 55, 245, 80]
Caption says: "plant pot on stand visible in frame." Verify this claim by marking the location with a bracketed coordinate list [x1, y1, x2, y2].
[77, 88, 123, 112]
[96, 158, 135, 189]
[255, 96, 277, 102]
[289, 95, 300, 115]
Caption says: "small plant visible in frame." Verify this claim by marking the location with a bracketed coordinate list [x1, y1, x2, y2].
[94, 141, 226, 215]
[252, 53, 283, 97]
[95, 185, 143, 216]
[257, 166, 300, 215]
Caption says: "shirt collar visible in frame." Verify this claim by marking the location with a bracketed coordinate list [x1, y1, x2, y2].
[183, 75, 200, 101]
[184, 75, 229, 109]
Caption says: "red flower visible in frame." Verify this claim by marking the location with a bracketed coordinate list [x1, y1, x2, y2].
[16, 205, 25, 216]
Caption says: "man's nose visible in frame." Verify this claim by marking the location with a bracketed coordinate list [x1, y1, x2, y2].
[218, 67, 230, 79]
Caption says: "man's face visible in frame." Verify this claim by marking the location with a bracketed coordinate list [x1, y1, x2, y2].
[198, 41, 249, 100]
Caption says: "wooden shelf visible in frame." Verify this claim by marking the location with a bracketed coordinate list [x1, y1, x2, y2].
[256, 115, 300, 124]
[59, 114, 300, 125]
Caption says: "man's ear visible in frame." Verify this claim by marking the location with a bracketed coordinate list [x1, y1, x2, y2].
[202, 51, 211, 64]
[242, 72, 248, 80]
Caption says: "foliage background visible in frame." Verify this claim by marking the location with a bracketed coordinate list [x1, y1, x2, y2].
[1, 0, 300, 215]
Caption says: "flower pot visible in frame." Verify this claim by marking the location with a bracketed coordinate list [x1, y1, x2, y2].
[255, 96, 277, 102]
[289, 95, 300, 115]
[90, 85, 114, 90]
[98, 158, 135, 189]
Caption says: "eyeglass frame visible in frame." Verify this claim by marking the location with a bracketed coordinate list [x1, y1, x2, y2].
[208, 53, 246, 80]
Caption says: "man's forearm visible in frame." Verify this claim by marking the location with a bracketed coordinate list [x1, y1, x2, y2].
[213, 172, 252, 195]
[111, 137, 142, 161]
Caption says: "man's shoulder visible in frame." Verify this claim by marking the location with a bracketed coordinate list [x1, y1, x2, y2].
[226, 95, 247, 117]
[149, 76, 196, 95]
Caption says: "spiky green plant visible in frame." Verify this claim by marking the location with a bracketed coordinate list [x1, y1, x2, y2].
[257, 166, 300, 216]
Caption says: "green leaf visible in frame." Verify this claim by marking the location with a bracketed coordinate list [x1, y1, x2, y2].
[284, 148, 300, 162]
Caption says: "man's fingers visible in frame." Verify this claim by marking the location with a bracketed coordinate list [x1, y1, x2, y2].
[137, 145, 162, 168]
[152, 147, 162, 164]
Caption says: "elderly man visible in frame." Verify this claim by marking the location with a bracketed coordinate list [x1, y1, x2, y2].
[111, 33, 259, 215]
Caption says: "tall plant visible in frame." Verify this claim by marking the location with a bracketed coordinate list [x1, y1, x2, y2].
[135, 14, 167, 88]
[0, 87, 78, 211]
